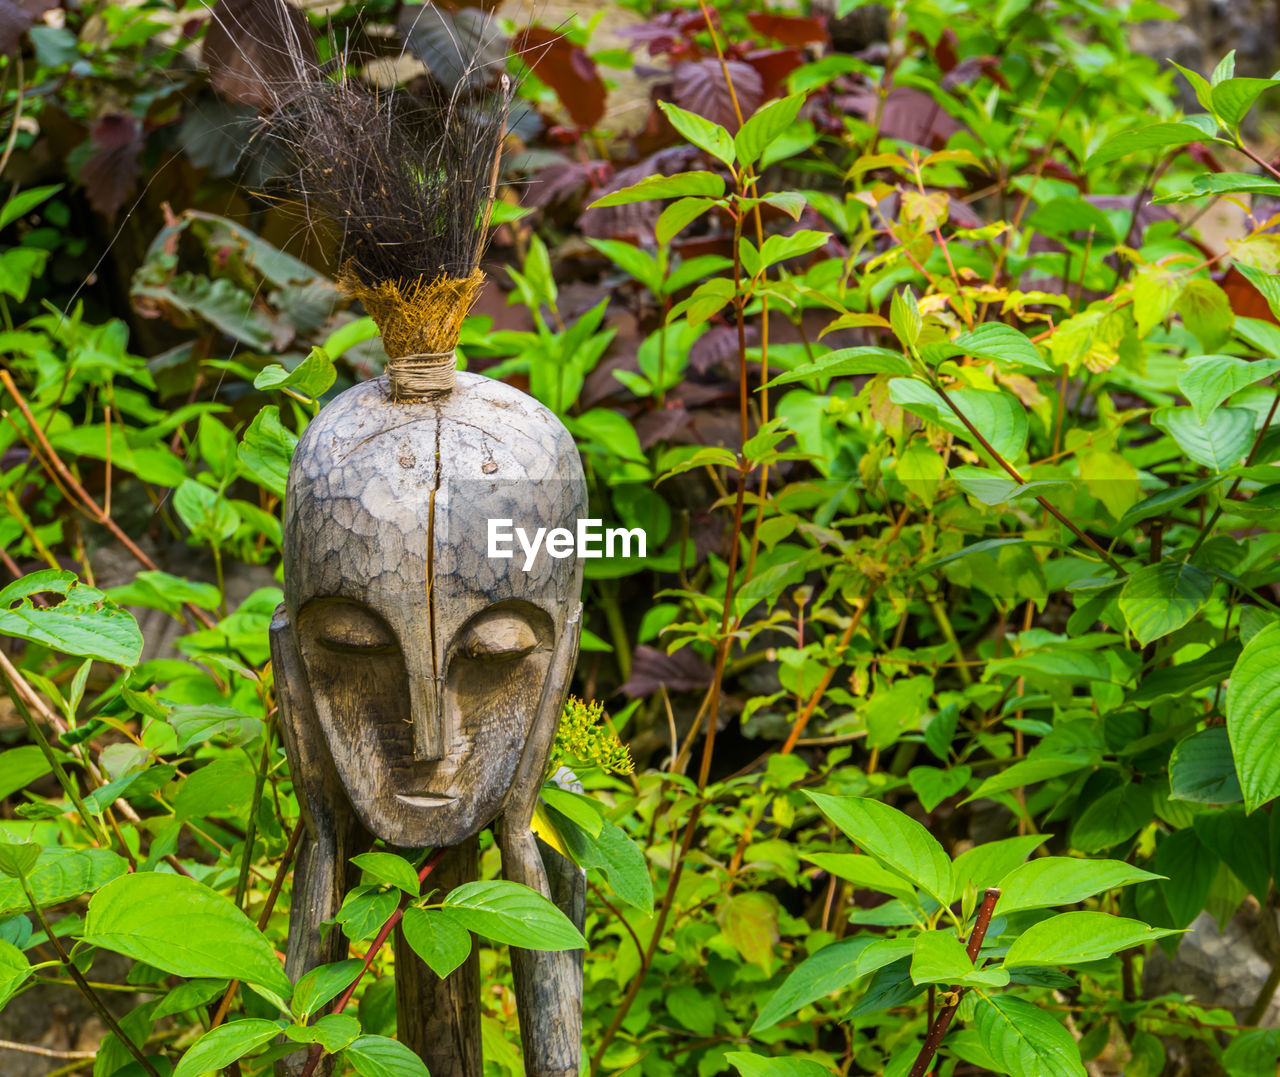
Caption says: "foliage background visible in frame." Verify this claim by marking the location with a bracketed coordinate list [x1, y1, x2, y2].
[3, 0, 1280, 1075]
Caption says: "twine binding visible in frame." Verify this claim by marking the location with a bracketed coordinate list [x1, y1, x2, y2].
[387, 350, 457, 400]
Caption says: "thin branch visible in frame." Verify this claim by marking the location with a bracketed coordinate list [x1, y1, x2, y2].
[928, 379, 1124, 572]
[0, 371, 217, 630]
[907, 888, 1002, 1077]
[21, 879, 160, 1077]
[0, 1039, 95, 1060]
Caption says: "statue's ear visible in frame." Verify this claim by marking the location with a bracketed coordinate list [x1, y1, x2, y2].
[269, 605, 349, 836]
[501, 602, 582, 833]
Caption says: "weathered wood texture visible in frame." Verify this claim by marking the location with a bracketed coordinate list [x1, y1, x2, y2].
[394, 837, 481, 1077]
[270, 611, 369, 1077]
[274, 372, 587, 1077]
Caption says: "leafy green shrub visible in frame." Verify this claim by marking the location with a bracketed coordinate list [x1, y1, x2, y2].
[2, 1, 1280, 1076]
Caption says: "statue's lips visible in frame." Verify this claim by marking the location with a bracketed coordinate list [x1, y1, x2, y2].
[395, 793, 458, 808]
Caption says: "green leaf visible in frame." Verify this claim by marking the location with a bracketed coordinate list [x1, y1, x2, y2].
[897, 439, 947, 503]
[589, 171, 726, 208]
[541, 787, 604, 837]
[750, 936, 868, 1033]
[238, 406, 298, 499]
[0, 847, 128, 915]
[911, 929, 1008, 987]
[734, 93, 806, 168]
[0, 842, 38, 878]
[1223, 1028, 1280, 1077]
[850, 956, 923, 1016]
[351, 853, 420, 897]
[719, 892, 779, 972]
[1133, 263, 1184, 335]
[1154, 171, 1280, 203]
[441, 880, 585, 950]
[888, 380, 1028, 462]
[1212, 51, 1237, 86]
[323, 316, 380, 359]
[1169, 726, 1243, 804]
[1176, 278, 1234, 351]
[336, 886, 398, 943]
[0, 939, 30, 1010]
[1171, 62, 1216, 113]
[996, 858, 1163, 915]
[755, 230, 830, 271]
[284, 1013, 361, 1053]
[725, 1053, 832, 1077]
[253, 348, 337, 399]
[973, 994, 1086, 1077]
[586, 238, 664, 293]
[548, 807, 653, 912]
[83, 873, 293, 1000]
[949, 323, 1050, 372]
[1178, 354, 1280, 424]
[1212, 77, 1280, 129]
[1086, 122, 1214, 168]
[290, 959, 363, 1022]
[907, 766, 971, 812]
[805, 793, 953, 906]
[766, 347, 913, 386]
[1002, 912, 1176, 969]
[401, 906, 472, 979]
[950, 835, 1044, 902]
[175, 755, 256, 822]
[1114, 474, 1224, 532]
[1227, 623, 1280, 812]
[761, 192, 806, 221]
[0, 184, 62, 230]
[342, 1034, 430, 1077]
[0, 574, 142, 666]
[658, 101, 734, 166]
[656, 197, 714, 246]
[1071, 782, 1154, 853]
[153, 980, 229, 1022]
[890, 286, 922, 347]
[801, 853, 918, 901]
[1193, 807, 1271, 902]
[1119, 561, 1213, 646]
[964, 756, 1090, 804]
[1134, 641, 1240, 707]
[1238, 262, 1280, 320]
[172, 1019, 284, 1077]
[174, 479, 238, 542]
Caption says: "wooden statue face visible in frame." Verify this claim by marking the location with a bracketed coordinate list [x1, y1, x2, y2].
[292, 596, 557, 845]
[280, 373, 587, 848]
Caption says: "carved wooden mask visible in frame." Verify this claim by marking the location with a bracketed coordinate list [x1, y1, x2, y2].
[278, 372, 587, 848]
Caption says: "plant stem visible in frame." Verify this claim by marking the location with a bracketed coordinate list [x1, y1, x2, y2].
[233, 731, 274, 911]
[928, 379, 1124, 572]
[21, 879, 161, 1077]
[1247, 954, 1280, 1026]
[210, 818, 305, 1029]
[0, 370, 216, 630]
[0, 650, 110, 846]
[907, 887, 1002, 1077]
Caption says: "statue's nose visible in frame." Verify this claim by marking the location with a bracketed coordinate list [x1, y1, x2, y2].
[408, 674, 445, 760]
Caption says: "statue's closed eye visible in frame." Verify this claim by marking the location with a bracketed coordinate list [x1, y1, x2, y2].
[312, 603, 399, 654]
[456, 612, 537, 662]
